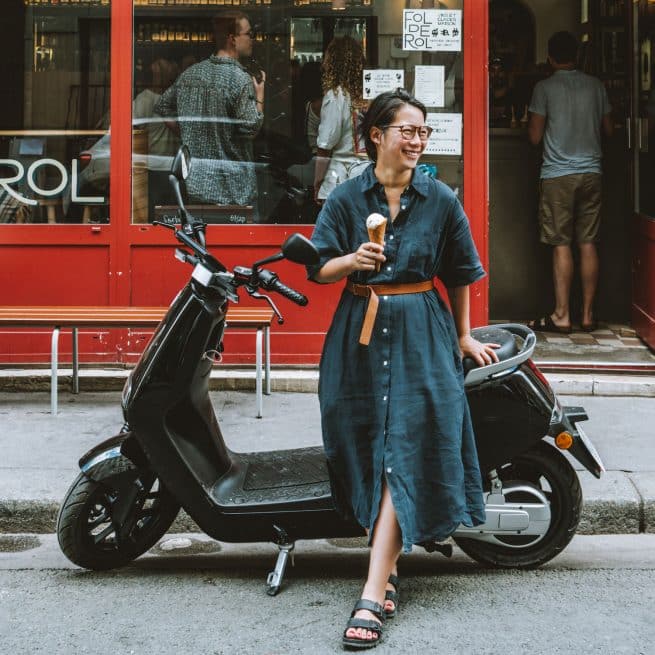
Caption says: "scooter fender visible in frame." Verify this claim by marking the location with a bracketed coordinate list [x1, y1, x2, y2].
[78, 431, 148, 483]
[552, 406, 605, 479]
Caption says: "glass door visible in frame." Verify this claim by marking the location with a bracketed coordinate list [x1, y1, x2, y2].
[632, 0, 655, 348]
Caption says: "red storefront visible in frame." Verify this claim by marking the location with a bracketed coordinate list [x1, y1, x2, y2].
[1, 0, 653, 367]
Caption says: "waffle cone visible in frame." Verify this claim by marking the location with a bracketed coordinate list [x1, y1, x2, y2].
[367, 221, 386, 272]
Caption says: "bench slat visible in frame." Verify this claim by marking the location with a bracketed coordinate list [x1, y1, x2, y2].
[0, 306, 274, 329]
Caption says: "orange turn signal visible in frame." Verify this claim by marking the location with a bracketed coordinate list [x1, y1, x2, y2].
[555, 432, 574, 450]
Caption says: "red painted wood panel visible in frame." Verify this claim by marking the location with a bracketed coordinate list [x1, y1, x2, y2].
[632, 214, 655, 349]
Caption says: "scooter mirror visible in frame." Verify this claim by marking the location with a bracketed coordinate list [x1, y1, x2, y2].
[281, 233, 319, 266]
[170, 145, 191, 181]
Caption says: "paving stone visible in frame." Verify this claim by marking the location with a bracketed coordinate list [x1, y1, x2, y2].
[578, 471, 640, 535]
[629, 472, 655, 533]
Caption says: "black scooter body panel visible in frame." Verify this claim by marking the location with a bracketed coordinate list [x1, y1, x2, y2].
[124, 282, 362, 544]
[467, 363, 555, 473]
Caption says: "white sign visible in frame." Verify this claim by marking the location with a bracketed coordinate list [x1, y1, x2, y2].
[0, 158, 104, 206]
[424, 113, 462, 156]
[414, 66, 445, 107]
[363, 69, 405, 100]
[403, 9, 462, 52]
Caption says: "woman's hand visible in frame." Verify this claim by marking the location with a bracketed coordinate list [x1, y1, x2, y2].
[459, 335, 500, 367]
[350, 242, 386, 272]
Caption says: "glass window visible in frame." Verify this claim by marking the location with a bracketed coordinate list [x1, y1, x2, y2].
[132, 0, 464, 225]
[0, 0, 111, 225]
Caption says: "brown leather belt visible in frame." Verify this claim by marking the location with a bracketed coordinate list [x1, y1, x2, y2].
[346, 279, 434, 346]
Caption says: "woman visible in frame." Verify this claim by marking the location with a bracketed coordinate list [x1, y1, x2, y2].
[314, 36, 369, 202]
[307, 89, 499, 649]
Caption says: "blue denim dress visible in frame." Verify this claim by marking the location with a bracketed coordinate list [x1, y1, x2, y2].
[307, 165, 487, 552]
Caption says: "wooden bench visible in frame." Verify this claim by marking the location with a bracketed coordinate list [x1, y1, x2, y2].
[0, 306, 275, 418]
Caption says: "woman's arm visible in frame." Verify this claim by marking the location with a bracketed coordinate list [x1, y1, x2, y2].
[447, 285, 499, 366]
[313, 147, 332, 202]
[313, 242, 385, 284]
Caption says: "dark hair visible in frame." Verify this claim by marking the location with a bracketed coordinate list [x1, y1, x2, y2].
[359, 89, 427, 162]
[299, 61, 323, 103]
[213, 10, 249, 50]
[547, 31, 578, 65]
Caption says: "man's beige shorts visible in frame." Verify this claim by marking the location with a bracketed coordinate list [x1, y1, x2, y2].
[538, 173, 602, 245]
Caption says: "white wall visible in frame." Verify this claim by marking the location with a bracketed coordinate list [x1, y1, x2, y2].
[522, 0, 579, 63]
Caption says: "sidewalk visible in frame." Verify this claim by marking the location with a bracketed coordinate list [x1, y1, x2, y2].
[0, 372, 653, 536]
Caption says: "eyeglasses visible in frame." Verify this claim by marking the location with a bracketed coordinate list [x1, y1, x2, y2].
[383, 125, 433, 141]
[239, 29, 255, 38]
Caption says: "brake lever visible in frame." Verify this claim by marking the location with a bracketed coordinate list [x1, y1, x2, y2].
[249, 290, 284, 325]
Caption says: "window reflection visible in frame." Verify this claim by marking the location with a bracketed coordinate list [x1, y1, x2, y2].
[132, 0, 464, 225]
[0, 1, 111, 225]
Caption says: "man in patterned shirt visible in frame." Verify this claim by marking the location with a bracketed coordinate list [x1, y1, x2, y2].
[155, 11, 265, 208]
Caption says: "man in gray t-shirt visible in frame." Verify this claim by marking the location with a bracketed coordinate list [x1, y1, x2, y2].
[528, 31, 612, 334]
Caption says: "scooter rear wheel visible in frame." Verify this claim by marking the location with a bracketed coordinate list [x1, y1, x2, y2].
[454, 441, 582, 569]
[57, 456, 179, 570]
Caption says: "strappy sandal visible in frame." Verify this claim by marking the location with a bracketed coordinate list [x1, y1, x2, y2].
[529, 314, 572, 335]
[384, 574, 400, 618]
[342, 598, 385, 650]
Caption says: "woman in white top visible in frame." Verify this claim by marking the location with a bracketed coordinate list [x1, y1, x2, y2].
[314, 36, 369, 202]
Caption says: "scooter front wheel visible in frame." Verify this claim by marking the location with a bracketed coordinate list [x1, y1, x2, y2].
[454, 441, 582, 569]
[57, 456, 179, 570]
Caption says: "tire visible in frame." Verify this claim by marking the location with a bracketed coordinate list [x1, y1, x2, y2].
[454, 441, 582, 569]
[57, 456, 179, 570]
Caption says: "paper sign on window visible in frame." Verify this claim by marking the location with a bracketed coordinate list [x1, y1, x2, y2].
[414, 66, 445, 107]
[363, 70, 405, 100]
[403, 10, 462, 52]
[424, 113, 462, 156]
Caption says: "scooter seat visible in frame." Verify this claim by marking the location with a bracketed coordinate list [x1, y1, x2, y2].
[463, 326, 519, 374]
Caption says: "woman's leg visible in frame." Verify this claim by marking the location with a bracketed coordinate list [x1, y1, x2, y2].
[346, 481, 402, 642]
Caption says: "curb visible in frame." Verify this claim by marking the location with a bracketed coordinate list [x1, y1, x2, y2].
[2, 472, 654, 536]
[0, 368, 654, 396]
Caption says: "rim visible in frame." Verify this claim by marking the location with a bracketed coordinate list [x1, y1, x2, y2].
[488, 458, 559, 549]
[83, 477, 167, 553]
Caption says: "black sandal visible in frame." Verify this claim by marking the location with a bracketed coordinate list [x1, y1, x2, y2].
[529, 314, 572, 334]
[384, 574, 400, 618]
[342, 598, 385, 650]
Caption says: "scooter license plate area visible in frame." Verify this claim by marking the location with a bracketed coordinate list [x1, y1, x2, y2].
[576, 423, 605, 473]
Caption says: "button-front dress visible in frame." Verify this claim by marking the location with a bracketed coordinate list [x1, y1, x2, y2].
[308, 164, 487, 552]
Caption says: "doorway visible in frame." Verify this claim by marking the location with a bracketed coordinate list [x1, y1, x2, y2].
[487, 0, 654, 370]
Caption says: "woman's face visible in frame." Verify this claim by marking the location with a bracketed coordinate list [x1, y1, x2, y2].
[374, 104, 428, 170]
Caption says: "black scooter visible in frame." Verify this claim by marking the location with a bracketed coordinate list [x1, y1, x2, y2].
[57, 147, 604, 595]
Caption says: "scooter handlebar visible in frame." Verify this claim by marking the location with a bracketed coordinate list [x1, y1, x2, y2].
[269, 279, 308, 306]
[256, 268, 308, 306]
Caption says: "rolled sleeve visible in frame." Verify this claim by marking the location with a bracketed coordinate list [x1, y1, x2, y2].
[316, 90, 345, 151]
[437, 199, 486, 288]
[528, 81, 547, 117]
[306, 195, 348, 281]
[234, 78, 263, 137]
[154, 83, 178, 118]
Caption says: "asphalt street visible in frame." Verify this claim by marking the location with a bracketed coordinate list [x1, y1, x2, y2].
[1, 534, 654, 655]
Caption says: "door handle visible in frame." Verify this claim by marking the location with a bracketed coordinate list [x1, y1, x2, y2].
[626, 117, 631, 149]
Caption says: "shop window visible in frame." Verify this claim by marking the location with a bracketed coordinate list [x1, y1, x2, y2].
[0, 1, 111, 225]
[132, 0, 464, 225]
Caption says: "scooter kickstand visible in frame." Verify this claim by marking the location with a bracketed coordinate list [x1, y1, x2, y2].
[266, 542, 295, 596]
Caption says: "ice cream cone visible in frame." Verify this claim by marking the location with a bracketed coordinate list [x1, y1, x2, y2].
[366, 213, 387, 272]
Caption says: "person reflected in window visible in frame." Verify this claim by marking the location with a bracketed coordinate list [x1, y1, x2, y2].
[314, 36, 369, 204]
[133, 56, 181, 216]
[154, 10, 265, 209]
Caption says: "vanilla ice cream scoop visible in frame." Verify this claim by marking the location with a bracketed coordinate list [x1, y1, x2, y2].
[366, 213, 387, 272]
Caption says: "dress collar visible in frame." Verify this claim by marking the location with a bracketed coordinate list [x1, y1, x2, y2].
[359, 163, 429, 198]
